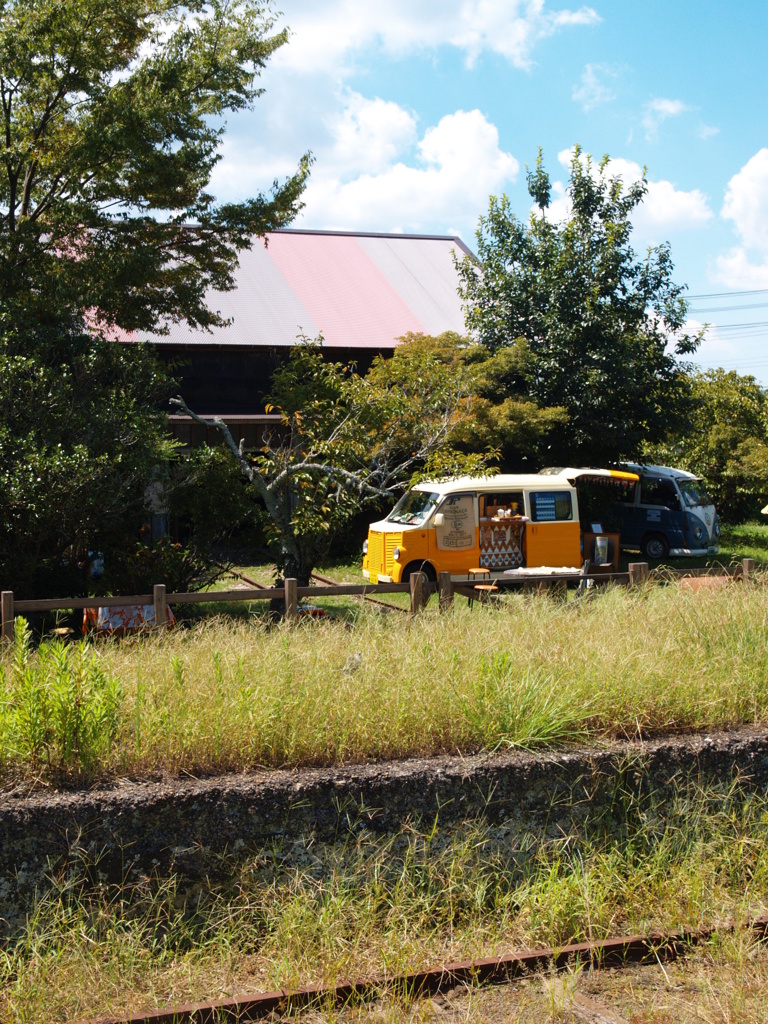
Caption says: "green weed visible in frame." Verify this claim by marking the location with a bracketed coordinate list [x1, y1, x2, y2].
[0, 617, 123, 779]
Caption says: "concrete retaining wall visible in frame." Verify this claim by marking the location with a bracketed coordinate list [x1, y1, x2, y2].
[2, 726, 768, 929]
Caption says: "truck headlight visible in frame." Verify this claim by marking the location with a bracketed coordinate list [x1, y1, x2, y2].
[686, 513, 706, 545]
[393, 546, 401, 561]
[362, 540, 368, 555]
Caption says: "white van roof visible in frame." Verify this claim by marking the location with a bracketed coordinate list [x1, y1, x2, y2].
[622, 463, 700, 482]
[413, 468, 638, 494]
[412, 474, 564, 494]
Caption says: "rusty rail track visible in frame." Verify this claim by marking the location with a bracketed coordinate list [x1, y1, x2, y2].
[76, 916, 768, 1024]
[221, 565, 408, 613]
[310, 569, 408, 613]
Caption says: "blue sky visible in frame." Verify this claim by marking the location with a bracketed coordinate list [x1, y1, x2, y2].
[209, 1, 768, 381]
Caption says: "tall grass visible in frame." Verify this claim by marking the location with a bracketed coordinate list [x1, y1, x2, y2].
[2, 777, 767, 1022]
[0, 619, 123, 780]
[3, 580, 768, 784]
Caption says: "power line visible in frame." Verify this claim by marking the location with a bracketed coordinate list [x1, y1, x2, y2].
[689, 302, 768, 314]
[699, 320, 768, 331]
[686, 287, 768, 300]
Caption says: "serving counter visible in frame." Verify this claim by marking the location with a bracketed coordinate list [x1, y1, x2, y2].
[479, 516, 526, 570]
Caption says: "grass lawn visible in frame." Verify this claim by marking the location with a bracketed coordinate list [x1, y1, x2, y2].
[714, 521, 768, 564]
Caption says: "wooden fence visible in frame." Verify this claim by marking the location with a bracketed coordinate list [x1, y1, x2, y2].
[0, 558, 759, 644]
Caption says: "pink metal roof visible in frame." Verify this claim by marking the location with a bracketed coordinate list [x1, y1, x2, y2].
[149, 230, 473, 349]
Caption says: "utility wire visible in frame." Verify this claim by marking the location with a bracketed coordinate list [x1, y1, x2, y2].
[689, 302, 768, 314]
[686, 287, 768, 300]
[697, 320, 768, 330]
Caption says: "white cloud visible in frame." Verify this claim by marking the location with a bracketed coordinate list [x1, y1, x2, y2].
[208, 2, 597, 233]
[715, 248, 768, 289]
[209, 88, 517, 239]
[639, 180, 712, 232]
[716, 148, 768, 288]
[642, 97, 690, 140]
[547, 149, 712, 233]
[698, 123, 719, 141]
[274, 1, 600, 76]
[683, 319, 737, 361]
[721, 148, 768, 254]
[330, 94, 418, 175]
[572, 63, 617, 110]
[299, 106, 519, 234]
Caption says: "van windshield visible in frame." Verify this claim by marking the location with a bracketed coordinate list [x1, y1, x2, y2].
[387, 490, 440, 525]
[677, 479, 712, 508]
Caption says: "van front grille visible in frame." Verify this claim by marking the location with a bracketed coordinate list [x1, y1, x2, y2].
[368, 531, 383, 574]
[385, 533, 399, 574]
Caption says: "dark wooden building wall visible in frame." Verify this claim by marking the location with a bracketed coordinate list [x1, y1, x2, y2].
[153, 344, 389, 416]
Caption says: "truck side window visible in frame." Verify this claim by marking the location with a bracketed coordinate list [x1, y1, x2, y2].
[640, 479, 680, 510]
[480, 492, 525, 517]
[530, 491, 573, 522]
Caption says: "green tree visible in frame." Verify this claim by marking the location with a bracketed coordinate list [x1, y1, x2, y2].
[643, 368, 768, 523]
[0, 0, 310, 597]
[0, 318, 175, 597]
[0, 0, 309, 332]
[384, 332, 568, 470]
[0, 318, 257, 598]
[456, 148, 699, 466]
[175, 340, 490, 587]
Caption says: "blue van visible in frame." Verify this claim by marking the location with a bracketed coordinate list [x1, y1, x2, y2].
[614, 464, 720, 560]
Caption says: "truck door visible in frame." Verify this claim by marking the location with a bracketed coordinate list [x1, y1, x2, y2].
[639, 476, 686, 551]
[432, 492, 479, 573]
[525, 489, 581, 568]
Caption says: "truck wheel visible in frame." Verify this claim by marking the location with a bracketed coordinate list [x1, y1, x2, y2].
[401, 560, 437, 584]
[641, 533, 669, 560]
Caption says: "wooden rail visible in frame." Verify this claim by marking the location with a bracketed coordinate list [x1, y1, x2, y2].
[0, 558, 760, 644]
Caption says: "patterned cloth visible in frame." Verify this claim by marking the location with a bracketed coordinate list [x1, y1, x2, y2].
[479, 519, 525, 569]
[82, 603, 175, 635]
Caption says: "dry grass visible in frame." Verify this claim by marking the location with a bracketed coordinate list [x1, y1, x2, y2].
[306, 937, 768, 1022]
[2, 778, 768, 1022]
[3, 579, 768, 783]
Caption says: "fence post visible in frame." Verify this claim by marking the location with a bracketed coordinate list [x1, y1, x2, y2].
[1, 591, 13, 646]
[743, 557, 755, 581]
[628, 562, 649, 587]
[285, 578, 298, 621]
[410, 572, 426, 616]
[153, 584, 167, 628]
[438, 571, 454, 613]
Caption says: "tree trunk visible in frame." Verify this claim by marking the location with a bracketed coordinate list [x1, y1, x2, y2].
[283, 549, 313, 589]
[269, 545, 316, 617]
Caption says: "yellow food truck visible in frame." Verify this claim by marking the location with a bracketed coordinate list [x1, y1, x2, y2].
[362, 469, 638, 583]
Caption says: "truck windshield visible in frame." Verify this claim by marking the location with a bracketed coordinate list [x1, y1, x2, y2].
[387, 490, 440, 525]
[677, 479, 712, 508]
